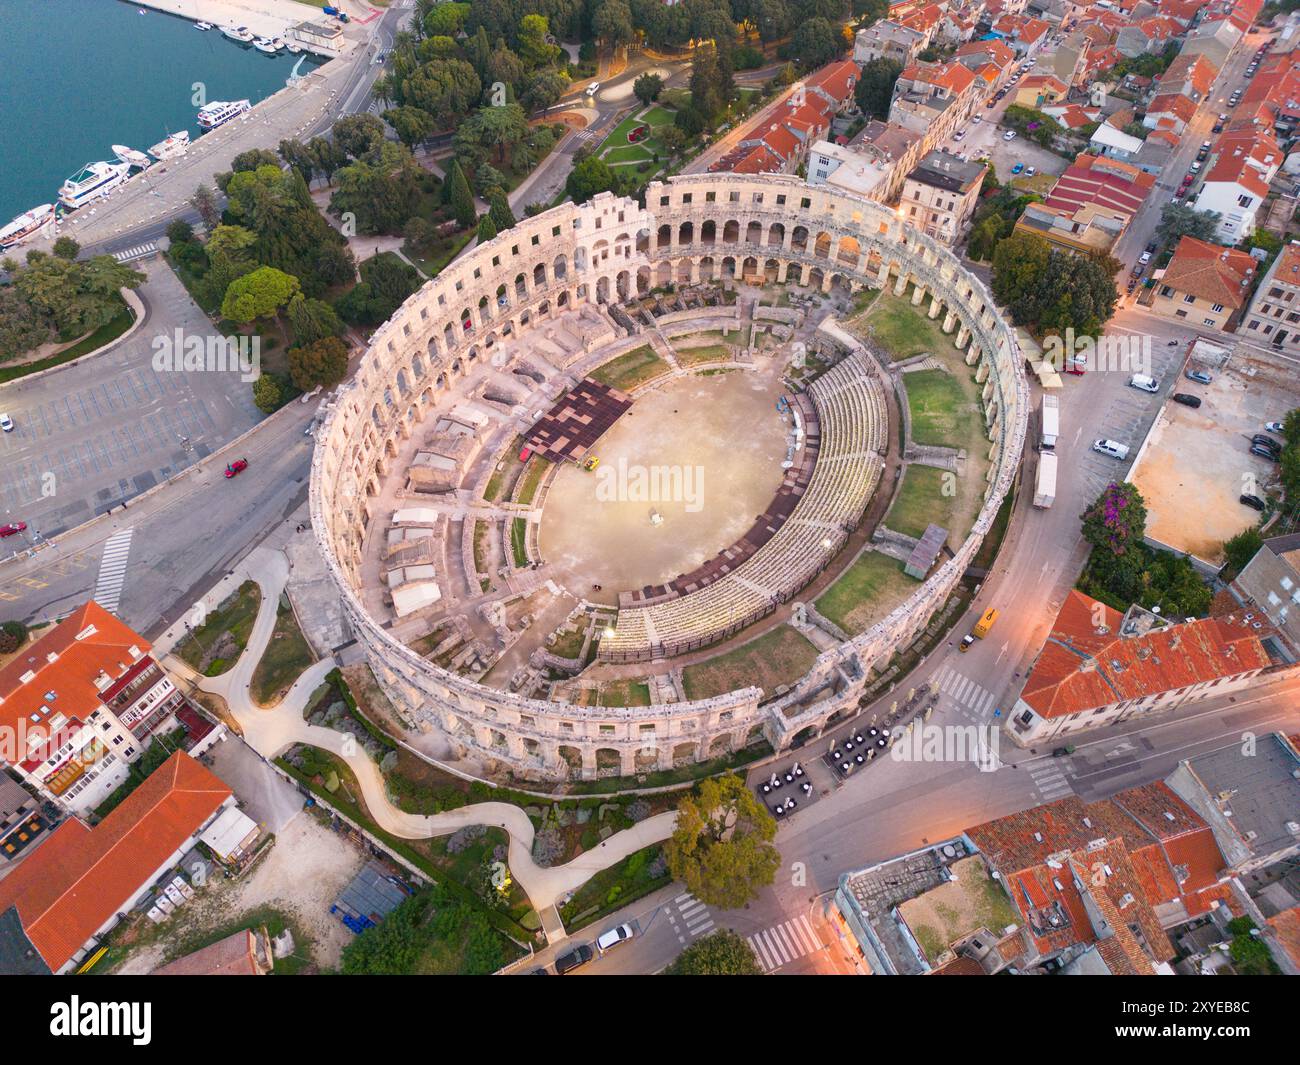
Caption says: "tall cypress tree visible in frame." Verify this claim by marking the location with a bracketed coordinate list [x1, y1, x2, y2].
[488, 188, 516, 232]
[447, 159, 476, 229]
[477, 213, 498, 242]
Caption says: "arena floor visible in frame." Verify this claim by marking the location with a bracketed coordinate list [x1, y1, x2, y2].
[539, 366, 793, 605]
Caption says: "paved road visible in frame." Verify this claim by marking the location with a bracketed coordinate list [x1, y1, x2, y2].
[0, 260, 260, 546]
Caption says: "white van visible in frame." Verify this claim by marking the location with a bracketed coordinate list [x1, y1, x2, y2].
[1093, 438, 1130, 460]
[1129, 373, 1159, 393]
[586, 82, 600, 96]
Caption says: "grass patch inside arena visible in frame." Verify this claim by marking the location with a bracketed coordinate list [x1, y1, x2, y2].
[815, 550, 916, 635]
[681, 625, 819, 700]
[588, 345, 670, 391]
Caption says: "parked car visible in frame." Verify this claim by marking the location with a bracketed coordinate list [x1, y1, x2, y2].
[224, 458, 249, 478]
[0, 413, 12, 433]
[1003, 129, 1017, 140]
[953, 129, 965, 141]
[1138, 251, 1152, 265]
[1251, 433, 1281, 453]
[555, 944, 594, 974]
[959, 634, 976, 652]
[1240, 493, 1268, 512]
[1011, 162, 1024, 174]
[1129, 373, 1159, 393]
[1172, 393, 1202, 408]
[1189, 161, 1201, 173]
[1266, 420, 1285, 433]
[596, 924, 635, 953]
[1025, 165, 1036, 177]
[1250, 443, 1278, 461]
[1185, 369, 1212, 384]
[986, 97, 996, 107]
[972, 114, 981, 123]
[0, 522, 27, 538]
[1093, 439, 1130, 460]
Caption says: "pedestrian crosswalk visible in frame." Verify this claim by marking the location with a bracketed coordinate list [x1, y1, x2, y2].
[934, 667, 998, 720]
[747, 915, 823, 972]
[665, 892, 714, 945]
[93, 528, 134, 615]
[1027, 758, 1074, 801]
[112, 241, 157, 264]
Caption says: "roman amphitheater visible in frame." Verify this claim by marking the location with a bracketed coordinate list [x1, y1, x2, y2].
[309, 172, 1028, 783]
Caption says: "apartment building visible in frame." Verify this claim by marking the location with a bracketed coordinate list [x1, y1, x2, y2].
[1151, 236, 1258, 331]
[898, 149, 987, 245]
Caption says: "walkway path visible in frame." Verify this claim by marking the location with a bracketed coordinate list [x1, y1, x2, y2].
[161, 545, 676, 916]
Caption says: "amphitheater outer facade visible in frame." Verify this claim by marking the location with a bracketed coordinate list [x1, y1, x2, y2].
[309, 173, 1029, 781]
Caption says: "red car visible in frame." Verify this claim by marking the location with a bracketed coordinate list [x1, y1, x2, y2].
[0, 521, 27, 538]
[224, 458, 249, 479]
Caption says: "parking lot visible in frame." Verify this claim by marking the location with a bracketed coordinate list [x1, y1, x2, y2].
[1129, 347, 1298, 565]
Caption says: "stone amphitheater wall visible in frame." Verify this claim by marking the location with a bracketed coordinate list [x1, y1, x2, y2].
[309, 174, 1028, 780]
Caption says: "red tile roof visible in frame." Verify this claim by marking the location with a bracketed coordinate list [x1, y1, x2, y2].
[1267, 906, 1300, 968]
[0, 752, 231, 971]
[0, 602, 151, 743]
[1146, 93, 1197, 125]
[1020, 591, 1272, 719]
[1159, 236, 1258, 310]
[1042, 154, 1155, 226]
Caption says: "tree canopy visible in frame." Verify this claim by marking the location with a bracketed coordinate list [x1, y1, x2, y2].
[665, 930, 763, 975]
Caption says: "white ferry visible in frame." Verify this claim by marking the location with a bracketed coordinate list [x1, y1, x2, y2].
[197, 99, 251, 130]
[148, 130, 191, 161]
[0, 203, 55, 251]
[220, 25, 253, 43]
[111, 144, 152, 170]
[253, 36, 282, 54]
[58, 161, 131, 211]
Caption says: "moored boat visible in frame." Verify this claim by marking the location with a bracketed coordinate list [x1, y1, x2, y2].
[284, 39, 302, 53]
[220, 25, 253, 43]
[197, 99, 252, 130]
[148, 130, 191, 161]
[0, 203, 55, 251]
[252, 36, 281, 54]
[195, 21, 214, 30]
[58, 161, 131, 211]
[112, 144, 152, 170]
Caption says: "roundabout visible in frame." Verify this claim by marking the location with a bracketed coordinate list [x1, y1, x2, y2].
[309, 173, 1029, 782]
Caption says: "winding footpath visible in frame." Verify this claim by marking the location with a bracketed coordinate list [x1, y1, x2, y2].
[158, 546, 676, 920]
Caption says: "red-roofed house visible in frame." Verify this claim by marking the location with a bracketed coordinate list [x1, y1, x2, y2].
[1013, 153, 1155, 255]
[889, 61, 982, 143]
[1192, 128, 1283, 243]
[0, 601, 197, 815]
[1158, 52, 1218, 101]
[1151, 236, 1258, 330]
[965, 781, 1233, 973]
[1008, 590, 1274, 744]
[1241, 241, 1300, 351]
[0, 752, 233, 974]
[1143, 92, 1197, 135]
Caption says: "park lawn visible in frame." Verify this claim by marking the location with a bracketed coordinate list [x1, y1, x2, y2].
[886, 464, 957, 541]
[603, 144, 655, 165]
[589, 345, 670, 391]
[599, 678, 652, 707]
[250, 598, 316, 706]
[865, 292, 952, 361]
[682, 625, 819, 700]
[175, 580, 262, 675]
[642, 105, 676, 126]
[816, 550, 917, 635]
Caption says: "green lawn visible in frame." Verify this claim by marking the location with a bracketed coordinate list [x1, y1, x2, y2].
[866, 292, 952, 361]
[675, 343, 733, 366]
[598, 679, 652, 707]
[816, 551, 917, 635]
[905, 369, 973, 448]
[682, 625, 819, 700]
[250, 598, 316, 706]
[589, 345, 670, 391]
[515, 456, 550, 505]
[510, 517, 529, 568]
[175, 580, 262, 676]
[559, 845, 671, 931]
[886, 465, 957, 541]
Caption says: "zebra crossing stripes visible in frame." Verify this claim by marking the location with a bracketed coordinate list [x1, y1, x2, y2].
[667, 892, 715, 944]
[747, 915, 823, 972]
[1027, 759, 1074, 801]
[935, 667, 998, 719]
[112, 242, 157, 264]
[93, 528, 134, 615]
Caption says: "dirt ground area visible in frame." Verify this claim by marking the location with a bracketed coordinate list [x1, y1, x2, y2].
[114, 812, 366, 975]
[540, 365, 791, 602]
[1130, 353, 1297, 563]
